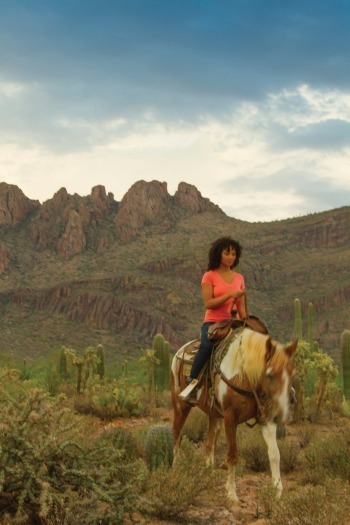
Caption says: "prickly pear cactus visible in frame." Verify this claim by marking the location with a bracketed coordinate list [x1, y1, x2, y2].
[145, 424, 174, 471]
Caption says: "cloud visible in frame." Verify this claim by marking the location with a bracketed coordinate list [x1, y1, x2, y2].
[0, 1, 349, 222]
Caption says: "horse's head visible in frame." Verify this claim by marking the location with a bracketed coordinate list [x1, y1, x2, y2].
[262, 337, 297, 425]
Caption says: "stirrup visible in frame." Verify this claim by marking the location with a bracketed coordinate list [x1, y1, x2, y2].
[178, 378, 199, 401]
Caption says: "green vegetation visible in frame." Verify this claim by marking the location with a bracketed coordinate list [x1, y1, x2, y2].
[341, 329, 350, 399]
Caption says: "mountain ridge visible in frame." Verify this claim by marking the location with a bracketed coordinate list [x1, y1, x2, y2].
[0, 180, 349, 365]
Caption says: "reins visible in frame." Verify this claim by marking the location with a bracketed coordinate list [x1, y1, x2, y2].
[218, 369, 270, 425]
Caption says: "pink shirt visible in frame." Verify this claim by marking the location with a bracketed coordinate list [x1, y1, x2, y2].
[202, 270, 245, 323]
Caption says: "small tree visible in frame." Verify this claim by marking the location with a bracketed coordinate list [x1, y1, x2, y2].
[310, 349, 338, 421]
[64, 346, 98, 394]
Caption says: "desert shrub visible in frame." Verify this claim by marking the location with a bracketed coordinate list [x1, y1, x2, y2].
[183, 407, 208, 443]
[97, 425, 140, 461]
[269, 478, 350, 525]
[303, 432, 350, 482]
[0, 384, 147, 524]
[239, 431, 269, 472]
[142, 437, 218, 519]
[297, 424, 315, 448]
[278, 440, 300, 473]
[74, 378, 145, 419]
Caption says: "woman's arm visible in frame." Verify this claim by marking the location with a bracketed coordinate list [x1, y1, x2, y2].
[237, 293, 248, 319]
[201, 283, 245, 310]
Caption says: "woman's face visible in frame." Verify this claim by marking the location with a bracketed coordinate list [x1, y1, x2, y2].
[220, 246, 236, 268]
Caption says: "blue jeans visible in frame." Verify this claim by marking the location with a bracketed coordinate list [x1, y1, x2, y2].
[189, 322, 215, 379]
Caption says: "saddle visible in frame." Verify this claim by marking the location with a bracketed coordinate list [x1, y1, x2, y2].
[208, 315, 268, 340]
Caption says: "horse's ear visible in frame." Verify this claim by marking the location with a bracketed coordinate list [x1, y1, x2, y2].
[285, 339, 298, 357]
[265, 337, 275, 362]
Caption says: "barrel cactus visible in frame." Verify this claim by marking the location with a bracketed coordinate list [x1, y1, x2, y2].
[145, 424, 174, 471]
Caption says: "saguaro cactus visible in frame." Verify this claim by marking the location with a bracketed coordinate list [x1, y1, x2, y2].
[145, 425, 174, 471]
[153, 333, 170, 393]
[96, 344, 105, 379]
[307, 302, 314, 352]
[294, 298, 302, 340]
[59, 347, 68, 379]
[341, 329, 350, 399]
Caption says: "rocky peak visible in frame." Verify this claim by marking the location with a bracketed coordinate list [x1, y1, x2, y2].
[91, 185, 107, 201]
[115, 180, 222, 242]
[115, 180, 172, 241]
[52, 187, 69, 207]
[174, 182, 222, 213]
[0, 182, 39, 225]
[56, 209, 87, 258]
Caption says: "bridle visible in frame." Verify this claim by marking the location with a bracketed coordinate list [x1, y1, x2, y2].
[218, 369, 272, 426]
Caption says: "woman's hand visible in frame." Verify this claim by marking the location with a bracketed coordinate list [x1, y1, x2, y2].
[230, 289, 245, 299]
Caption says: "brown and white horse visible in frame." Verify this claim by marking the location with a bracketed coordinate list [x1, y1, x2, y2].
[171, 328, 297, 503]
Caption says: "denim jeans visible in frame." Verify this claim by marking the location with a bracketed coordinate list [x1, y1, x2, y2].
[189, 321, 215, 379]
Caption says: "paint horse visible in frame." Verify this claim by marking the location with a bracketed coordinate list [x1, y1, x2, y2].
[171, 328, 297, 503]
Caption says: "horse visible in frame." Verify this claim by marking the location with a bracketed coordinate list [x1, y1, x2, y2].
[171, 328, 297, 503]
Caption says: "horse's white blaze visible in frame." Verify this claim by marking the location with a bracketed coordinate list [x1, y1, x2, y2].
[278, 369, 290, 424]
[262, 422, 283, 495]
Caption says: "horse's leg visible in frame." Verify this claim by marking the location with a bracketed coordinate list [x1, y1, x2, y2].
[205, 415, 223, 467]
[261, 422, 283, 496]
[224, 411, 239, 503]
[172, 401, 192, 462]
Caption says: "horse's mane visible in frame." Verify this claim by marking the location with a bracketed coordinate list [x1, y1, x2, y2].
[229, 330, 288, 388]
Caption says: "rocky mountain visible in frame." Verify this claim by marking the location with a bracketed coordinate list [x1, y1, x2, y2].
[0, 180, 349, 366]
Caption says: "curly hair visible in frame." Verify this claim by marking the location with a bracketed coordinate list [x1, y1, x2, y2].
[207, 236, 242, 270]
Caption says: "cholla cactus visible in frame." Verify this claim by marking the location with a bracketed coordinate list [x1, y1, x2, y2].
[145, 425, 173, 471]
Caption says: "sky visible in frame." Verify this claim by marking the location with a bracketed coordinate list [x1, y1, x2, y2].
[0, 0, 349, 222]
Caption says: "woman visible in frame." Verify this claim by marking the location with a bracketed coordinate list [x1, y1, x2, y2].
[187, 236, 247, 385]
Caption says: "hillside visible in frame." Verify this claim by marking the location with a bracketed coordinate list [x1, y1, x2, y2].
[0, 180, 349, 366]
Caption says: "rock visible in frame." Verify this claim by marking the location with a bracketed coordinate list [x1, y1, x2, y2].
[56, 210, 87, 258]
[115, 180, 223, 242]
[115, 180, 171, 242]
[174, 181, 222, 213]
[0, 182, 39, 225]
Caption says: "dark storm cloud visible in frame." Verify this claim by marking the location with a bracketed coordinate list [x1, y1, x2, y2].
[0, 0, 349, 121]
